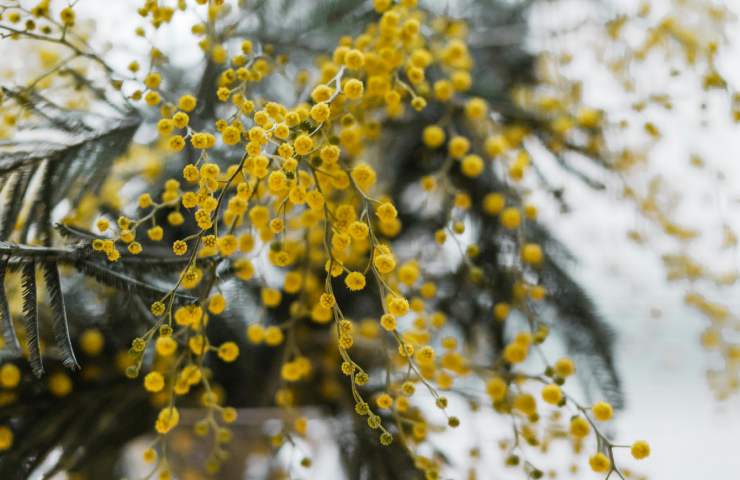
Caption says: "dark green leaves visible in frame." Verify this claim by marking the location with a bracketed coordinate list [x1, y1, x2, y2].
[0, 116, 138, 246]
[12, 261, 82, 376]
[0, 108, 139, 372]
[0, 168, 32, 240]
[0, 258, 20, 354]
[21, 261, 42, 377]
[41, 261, 79, 370]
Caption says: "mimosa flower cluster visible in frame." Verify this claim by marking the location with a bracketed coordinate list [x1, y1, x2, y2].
[1, 0, 733, 479]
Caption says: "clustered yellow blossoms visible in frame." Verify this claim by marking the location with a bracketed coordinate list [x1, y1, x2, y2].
[0, 0, 689, 478]
[98, 1, 653, 477]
